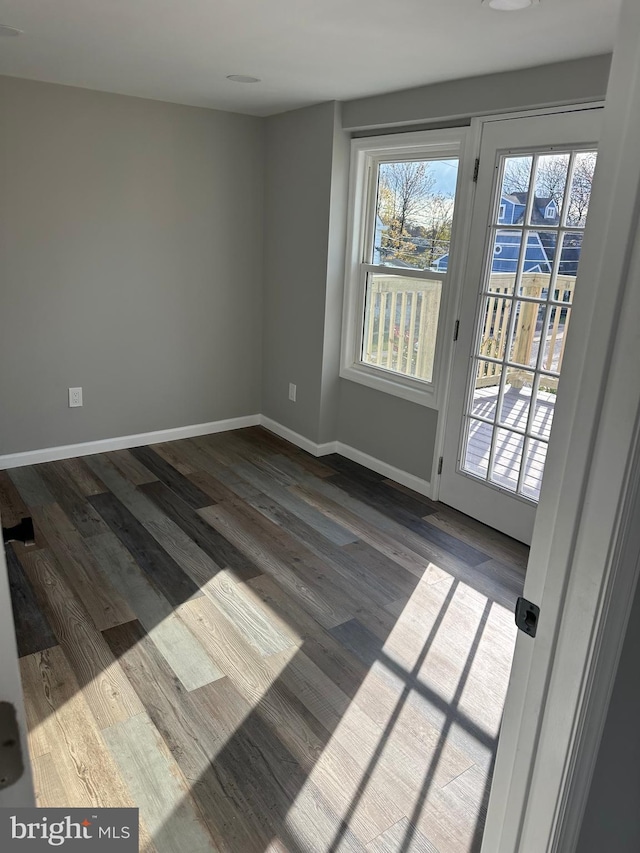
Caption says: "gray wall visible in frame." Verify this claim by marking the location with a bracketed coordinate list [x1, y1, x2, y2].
[0, 76, 264, 455]
[343, 54, 612, 130]
[576, 578, 640, 853]
[262, 101, 339, 444]
[337, 383, 437, 481]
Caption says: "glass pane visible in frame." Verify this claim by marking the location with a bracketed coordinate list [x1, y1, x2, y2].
[520, 438, 549, 501]
[373, 158, 459, 270]
[499, 156, 533, 222]
[488, 230, 557, 295]
[566, 151, 597, 227]
[361, 273, 442, 382]
[509, 302, 547, 369]
[529, 153, 570, 225]
[539, 305, 571, 373]
[554, 232, 582, 298]
[530, 378, 556, 441]
[463, 418, 492, 479]
[471, 359, 501, 423]
[477, 294, 513, 361]
[491, 428, 524, 493]
[500, 369, 535, 431]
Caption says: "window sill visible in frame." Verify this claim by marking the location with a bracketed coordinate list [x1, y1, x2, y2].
[339, 362, 439, 408]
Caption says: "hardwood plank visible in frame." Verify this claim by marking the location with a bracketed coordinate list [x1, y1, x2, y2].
[292, 477, 517, 607]
[88, 492, 202, 608]
[19, 645, 158, 853]
[38, 461, 109, 537]
[130, 445, 213, 508]
[56, 456, 108, 496]
[30, 503, 136, 631]
[19, 550, 144, 729]
[31, 752, 67, 808]
[8, 466, 54, 507]
[194, 676, 369, 853]
[102, 621, 271, 853]
[268, 647, 470, 827]
[232, 460, 359, 546]
[5, 544, 57, 657]
[140, 480, 262, 582]
[102, 712, 219, 853]
[428, 507, 528, 570]
[105, 449, 158, 485]
[199, 500, 353, 628]
[199, 573, 299, 657]
[181, 598, 401, 845]
[84, 452, 226, 588]
[153, 441, 196, 475]
[0, 469, 30, 525]
[87, 533, 223, 690]
[239, 427, 337, 478]
[367, 817, 438, 853]
[238, 489, 401, 609]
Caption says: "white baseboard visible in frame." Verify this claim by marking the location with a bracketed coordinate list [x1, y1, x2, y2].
[334, 442, 432, 498]
[0, 412, 431, 500]
[0, 414, 261, 470]
[259, 417, 338, 457]
[259, 416, 432, 498]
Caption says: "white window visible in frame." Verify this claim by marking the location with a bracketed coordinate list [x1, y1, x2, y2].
[499, 203, 507, 221]
[341, 129, 467, 405]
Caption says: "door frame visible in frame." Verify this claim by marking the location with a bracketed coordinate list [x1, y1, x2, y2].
[0, 540, 35, 807]
[481, 3, 640, 849]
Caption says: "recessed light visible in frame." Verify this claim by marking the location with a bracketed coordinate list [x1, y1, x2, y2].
[482, 0, 539, 10]
[226, 75, 261, 84]
[0, 24, 23, 36]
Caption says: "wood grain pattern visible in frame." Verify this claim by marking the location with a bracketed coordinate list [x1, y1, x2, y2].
[5, 544, 57, 657]
[141, 480, 262, 582]
[130, 445, 213, 509]
[7, 428, 526, 853]
[89, 492, 202, 608]
[103, 621, 278, 853]
[38, 461, 109, 537]
[0, 469, 30, 525]
[30, 503, 135, 631]
[102, 712, 219, 853]
[87, 533, 223, 690]
[8, 466, 55, 507]
[19, 550, 144, 729]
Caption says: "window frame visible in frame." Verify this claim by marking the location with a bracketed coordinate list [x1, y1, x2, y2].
[340, 128, 468, 407]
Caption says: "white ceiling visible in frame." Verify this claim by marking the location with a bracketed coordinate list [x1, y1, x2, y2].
[0, 0, 620, 117]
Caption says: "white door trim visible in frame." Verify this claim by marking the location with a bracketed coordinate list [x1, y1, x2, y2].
[482, 3, 640, 850]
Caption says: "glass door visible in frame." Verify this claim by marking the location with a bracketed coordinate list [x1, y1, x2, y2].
[439, 110, 601, 544]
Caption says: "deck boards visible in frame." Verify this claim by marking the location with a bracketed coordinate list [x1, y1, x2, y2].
[2, 426, 527, 853]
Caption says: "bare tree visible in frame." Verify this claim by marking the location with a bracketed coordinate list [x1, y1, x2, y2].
[377, 161, 437, 262]
[502, 151, 597, 224]
[566, 152, 597, 227]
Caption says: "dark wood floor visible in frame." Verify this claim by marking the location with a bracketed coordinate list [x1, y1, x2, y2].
[1, 427, 527, 853]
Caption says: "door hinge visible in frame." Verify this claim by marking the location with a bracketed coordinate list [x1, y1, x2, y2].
[453, 319, 460, 342]
[515, 596, 540, 638]
[472, 158, 480, 183]
[437, 457, 443, 476]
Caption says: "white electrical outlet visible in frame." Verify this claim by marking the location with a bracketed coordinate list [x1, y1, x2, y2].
[68, 387, 83, 408]
[288, 383, 297, 402]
